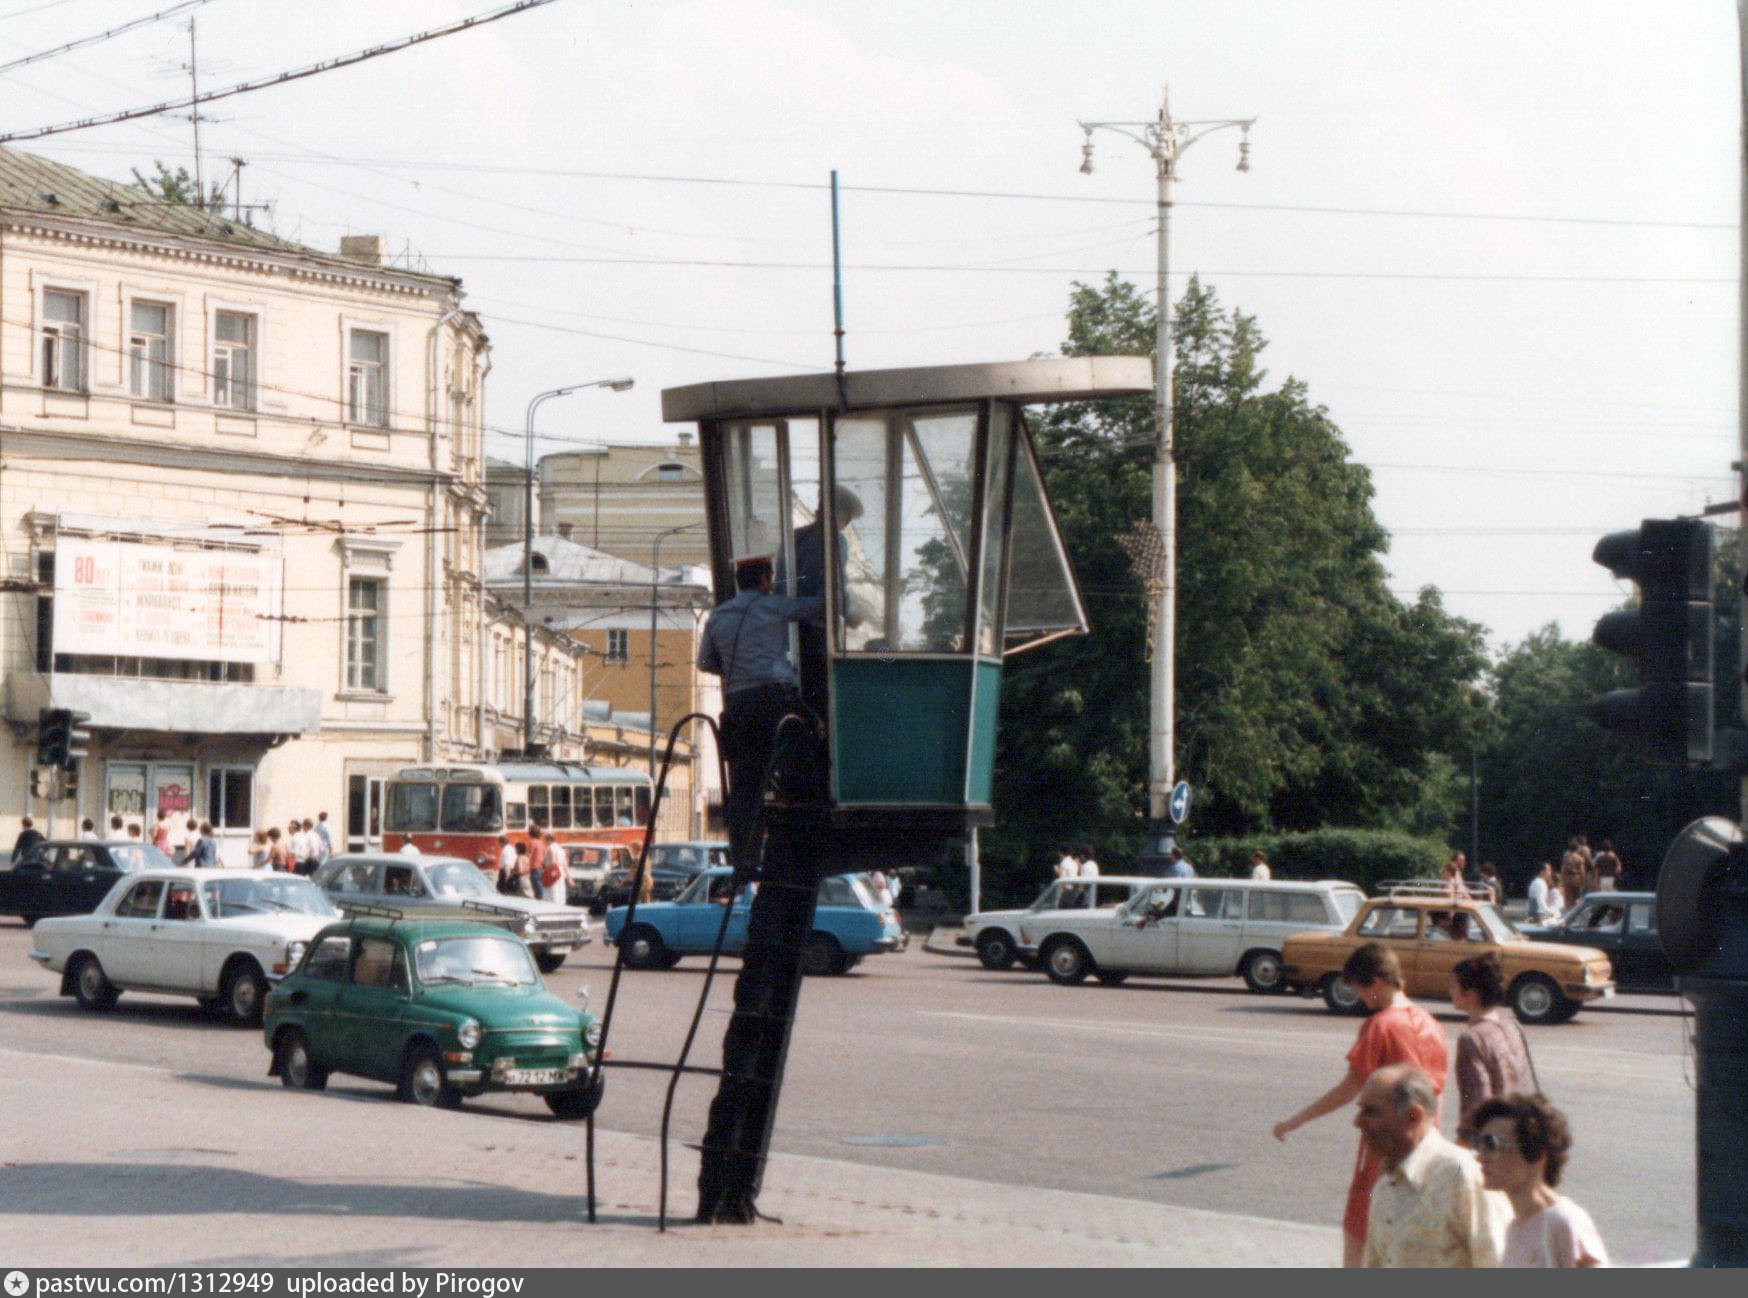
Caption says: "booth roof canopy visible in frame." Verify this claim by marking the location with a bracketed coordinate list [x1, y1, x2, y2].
[661, 356, 1152, 424]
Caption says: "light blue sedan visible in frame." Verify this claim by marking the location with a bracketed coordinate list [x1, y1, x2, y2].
[604, 867, 906, 975]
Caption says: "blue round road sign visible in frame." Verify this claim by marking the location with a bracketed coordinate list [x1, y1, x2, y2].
[1169, 780, 1192, 825]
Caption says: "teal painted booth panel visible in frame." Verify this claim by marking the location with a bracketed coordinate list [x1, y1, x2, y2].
[832, 659, 971, 805]
[965, 660, 1002, 806]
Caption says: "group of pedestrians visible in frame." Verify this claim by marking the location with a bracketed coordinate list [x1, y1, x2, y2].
[57, 809, 336, 873]
[1526, 836, 1623, 923]
[1274, 942, 1608, 1268]
[251, 815, 333, 874]
[493, 826, 568, 901]
[1054, 846, 1101, 880]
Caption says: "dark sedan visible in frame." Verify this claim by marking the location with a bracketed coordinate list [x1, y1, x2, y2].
[596, 840, 729, 908]
[1520, 891, 1672, 991]
[0, 840, 174, 925]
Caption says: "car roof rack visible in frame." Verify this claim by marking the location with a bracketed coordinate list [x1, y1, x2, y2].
[1378, 879, 1498, 902]
[345, 903, 405, 922]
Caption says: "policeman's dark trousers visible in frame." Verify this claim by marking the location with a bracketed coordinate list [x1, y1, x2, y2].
[720, 684, 803, 877]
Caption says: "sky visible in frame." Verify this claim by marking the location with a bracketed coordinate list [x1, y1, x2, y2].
[1, 0, 1740, 653]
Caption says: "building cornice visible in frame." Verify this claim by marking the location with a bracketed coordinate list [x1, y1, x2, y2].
[1, 210, 457, 304]
[0, 420, 458, 489]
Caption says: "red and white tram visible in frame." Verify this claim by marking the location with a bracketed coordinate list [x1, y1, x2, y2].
[382, 761, 655, 866]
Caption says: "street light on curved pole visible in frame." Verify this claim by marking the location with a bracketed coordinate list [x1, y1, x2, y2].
[524, 377, 634, 754]
[649, 520, 706, 777]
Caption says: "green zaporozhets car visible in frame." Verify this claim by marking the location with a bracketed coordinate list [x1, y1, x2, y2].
[263, 916, 604, 1117]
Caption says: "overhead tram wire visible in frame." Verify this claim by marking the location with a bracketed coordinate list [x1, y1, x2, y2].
[0, 0, 218, 75]
[101, 150, 1735, 233]
[0, 0, 559, 144]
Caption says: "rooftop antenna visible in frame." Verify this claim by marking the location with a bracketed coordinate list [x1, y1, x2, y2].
[831, 169, 847, 409]
[187, 18, 204, 204]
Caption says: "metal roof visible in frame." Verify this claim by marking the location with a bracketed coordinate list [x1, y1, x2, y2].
[662, 356, 1153, 423]
[0, 146, 454, 288]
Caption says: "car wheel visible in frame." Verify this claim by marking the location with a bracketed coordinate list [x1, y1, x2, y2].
[1042, 938, 1090, 985]
[1094, 969, 1129, 986]
[544, 1076, 604, 1120]
[1241, 949, 1286, 994]
[534, 951, 567, 974]
[975, 929, 1019, 971]
[1321, 972, 1365, 1015]
[278, 1029, 329, 1091]
[1508, 973, 1569, 1026]
[799, 932, 847, 976]
[220, 961, 269, 1027]
[72, 954, 119, 1011]
[620, 926, 669, 971]
[400, 1043, 461, 1109]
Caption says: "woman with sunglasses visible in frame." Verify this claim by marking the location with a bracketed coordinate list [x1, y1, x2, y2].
[1473, 1093, 1609, 1267]
[1450, 953, 1536, 1146]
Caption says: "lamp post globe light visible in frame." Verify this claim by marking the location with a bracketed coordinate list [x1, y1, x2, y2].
[523, 378, 634, 753]
[1077, 85, 1253, 865]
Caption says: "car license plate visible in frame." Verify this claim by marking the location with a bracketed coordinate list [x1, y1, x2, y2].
[503, 1068, 566, 1085]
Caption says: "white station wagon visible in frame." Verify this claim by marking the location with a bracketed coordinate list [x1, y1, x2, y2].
[29, 869, 341, 1025]
[1023, 877, 1365, 991]
[960, 876, 1158, 970]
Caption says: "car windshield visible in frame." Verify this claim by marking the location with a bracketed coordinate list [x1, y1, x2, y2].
[1333, 890, 1364, 923]
[202, 875, 338, 918]
[1027, 882, 1066, 912]
[425, 861, 492, 897]
[108, 844, 174, 872]
[1473, 904, 1518, 941]
[414, 934, 538, 986]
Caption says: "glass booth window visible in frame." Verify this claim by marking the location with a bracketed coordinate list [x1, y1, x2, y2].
[831, 408, 978, 654]
[1002, 421, 1088, 654]
[977, 409, 1014, 656]
[722, 422, 787, 568]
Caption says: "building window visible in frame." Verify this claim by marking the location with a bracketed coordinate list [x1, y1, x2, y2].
[128, 301, 174, 402]
[213, 311, 255, 410]
[606, 629, 629, 662]
[346, 577, 383, 691]
[656, 461, 685, 482]
[41, 289, 86, 391]
[347, 329, 388, 426]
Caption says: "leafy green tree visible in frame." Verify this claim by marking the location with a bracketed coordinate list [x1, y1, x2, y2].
[981, 275, 1486, 892]
[131, 161, 223, 210]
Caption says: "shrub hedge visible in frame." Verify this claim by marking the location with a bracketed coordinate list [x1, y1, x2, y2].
[1184, 829, 1446, 895]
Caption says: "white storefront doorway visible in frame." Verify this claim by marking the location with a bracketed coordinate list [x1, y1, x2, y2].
[207, 767, 254, 867]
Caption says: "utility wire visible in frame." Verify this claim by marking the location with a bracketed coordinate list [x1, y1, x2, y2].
[0, 0, 217, 75]
[421, 252, 1735, 286]
[125, 150, 1736, 233]
[0, 0, 558, 143]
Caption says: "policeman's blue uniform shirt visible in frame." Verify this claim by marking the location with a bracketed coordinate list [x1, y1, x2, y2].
[697, 589, 823, 697]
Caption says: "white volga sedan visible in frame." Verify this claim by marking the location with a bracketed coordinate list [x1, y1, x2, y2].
[29, 869, 341, 1025]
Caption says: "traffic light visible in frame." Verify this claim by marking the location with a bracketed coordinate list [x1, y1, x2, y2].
[35, 708, 92, 770]
[36, 708, 69, 767]
[29, 767, 45, 799]
[1592, 518, 1714, 765]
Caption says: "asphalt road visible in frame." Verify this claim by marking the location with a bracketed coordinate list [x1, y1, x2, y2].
[0, 920, 1697, 1265]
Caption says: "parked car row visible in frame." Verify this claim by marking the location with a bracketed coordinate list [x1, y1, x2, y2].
[959, 874, 1640, 1025]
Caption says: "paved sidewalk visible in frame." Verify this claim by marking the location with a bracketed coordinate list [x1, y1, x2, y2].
[0, 1049, 1339, 1267]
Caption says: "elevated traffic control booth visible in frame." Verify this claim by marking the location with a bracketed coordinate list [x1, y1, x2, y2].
[664, 356, 1152, 864]
[661, 356, 1152, 1224]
